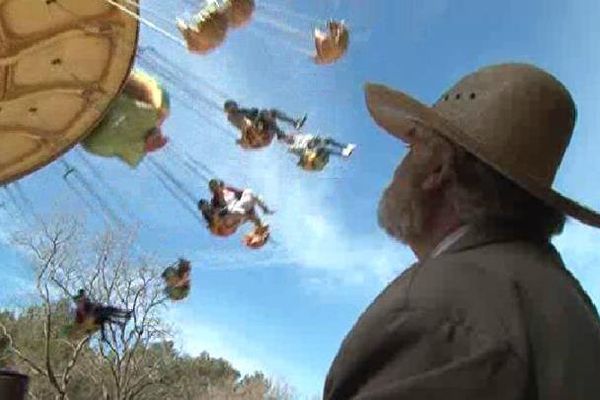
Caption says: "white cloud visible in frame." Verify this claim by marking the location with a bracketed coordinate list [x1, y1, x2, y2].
[241, 154, 411, 287]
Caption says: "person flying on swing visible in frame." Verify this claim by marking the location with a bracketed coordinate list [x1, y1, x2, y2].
[224, 100, 307, 148]
[72, 289, 132, 341]
[198, 180, 273, 248]
[208, 179, 274, 225]
[313, 20, 350, 65]
[279, 132, 356, 171]
[162, 258, 191, 301]
[197, 179, 273, 230]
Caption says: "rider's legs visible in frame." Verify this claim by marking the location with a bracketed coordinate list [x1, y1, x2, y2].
[322, 137, 346, 149]
[288, 134, 316, 154]
[263, 109, 307, 130]
[246, 209, 264, 228]
[322, 137, 356, 157]
[270, 124, 287, 140]
[102, 306, 130, 320]
[227, 189, 270, 216]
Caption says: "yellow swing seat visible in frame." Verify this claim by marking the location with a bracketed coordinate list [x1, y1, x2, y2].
[243, 225, 270, 249]
[314, 20, 350, 65]
[298, 148, 330, 171]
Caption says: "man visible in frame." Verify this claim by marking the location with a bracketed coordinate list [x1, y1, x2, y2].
[224, 100, 307, 148]
[279, 132, 356, 171]
[323, 64, 600, 399]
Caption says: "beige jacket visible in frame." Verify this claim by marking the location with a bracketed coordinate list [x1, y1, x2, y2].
[323, 226, 600, 399]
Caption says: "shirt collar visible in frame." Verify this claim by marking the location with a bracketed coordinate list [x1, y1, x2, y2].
[430, 225, 471, 259]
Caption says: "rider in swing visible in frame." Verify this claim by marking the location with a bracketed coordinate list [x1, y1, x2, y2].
[162, 258, 192, 301]
[210, 178, 273, 226]
[197, 179, 274, 244]
[72, 289, 132, 341]
[279, 132, 356, 171]
[223, 100, 307, 149]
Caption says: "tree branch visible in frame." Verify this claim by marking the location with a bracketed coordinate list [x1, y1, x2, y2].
[60, 335, 90, 390]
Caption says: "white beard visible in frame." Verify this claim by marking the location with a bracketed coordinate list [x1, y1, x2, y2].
[377, 181, 425, 244]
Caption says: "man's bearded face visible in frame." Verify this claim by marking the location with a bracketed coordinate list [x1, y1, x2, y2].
[377, 153, 430, 243]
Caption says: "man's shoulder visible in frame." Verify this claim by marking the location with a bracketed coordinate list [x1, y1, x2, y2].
[401, 248, 527, 336]
[424, 236, 554, 280]
[416, 254, 513, 294]
[411, 239, 549, 303]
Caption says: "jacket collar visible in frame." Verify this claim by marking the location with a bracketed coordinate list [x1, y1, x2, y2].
[443, 222, 551, 256]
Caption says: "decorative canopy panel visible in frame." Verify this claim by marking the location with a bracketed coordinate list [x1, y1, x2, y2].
[0, 0, 139, 184]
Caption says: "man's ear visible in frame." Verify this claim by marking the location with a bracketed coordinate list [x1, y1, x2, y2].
[421, 157, 452, 191]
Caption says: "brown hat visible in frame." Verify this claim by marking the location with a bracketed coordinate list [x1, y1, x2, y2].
[365, 63, 600, 228]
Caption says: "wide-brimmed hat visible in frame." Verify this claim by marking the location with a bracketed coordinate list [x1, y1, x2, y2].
[365, 63, 600, 228]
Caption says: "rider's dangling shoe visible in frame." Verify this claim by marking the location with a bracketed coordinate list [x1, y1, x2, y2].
[342, 143, 357, 158]
[295, 114, 308, 130]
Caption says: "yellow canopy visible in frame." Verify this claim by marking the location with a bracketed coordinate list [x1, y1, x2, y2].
[0, 0, 139, 185]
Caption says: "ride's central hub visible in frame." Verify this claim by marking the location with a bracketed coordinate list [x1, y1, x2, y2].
[0, 0, 139, 185]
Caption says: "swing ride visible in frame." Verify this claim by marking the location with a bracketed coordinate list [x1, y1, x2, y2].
[0, 0, 363, 340]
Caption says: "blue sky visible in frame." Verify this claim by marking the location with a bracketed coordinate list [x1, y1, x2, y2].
[2, 0, 600, 398]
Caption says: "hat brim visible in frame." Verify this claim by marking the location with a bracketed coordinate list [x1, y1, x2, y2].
[365, 82, 600, 228]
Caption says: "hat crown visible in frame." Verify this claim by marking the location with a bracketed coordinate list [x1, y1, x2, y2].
[431, 63, 576, 186]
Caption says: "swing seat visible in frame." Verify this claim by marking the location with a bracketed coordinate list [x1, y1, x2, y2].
[165, 284, 190, 301]
[161, 266, 180, 286]
[222, 0, 255, 28]
[79, 316, 102, 334]
[314, 21, 349, 65]
[63, 317, 101, 339]
[298, 149, 330, 171]
[61, 323, 83, 340]
[243, 225, 270, 249]
[177, 4, 229, 55]
[239, 119, 274, 149]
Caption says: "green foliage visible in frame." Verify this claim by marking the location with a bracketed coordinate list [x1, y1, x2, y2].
[0, 217, 297, 400]
[1, 302, 296, 399]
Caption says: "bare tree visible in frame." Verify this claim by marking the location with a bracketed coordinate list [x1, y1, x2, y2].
[1, 216, 174, 400]
[0, 217, 90, 400]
